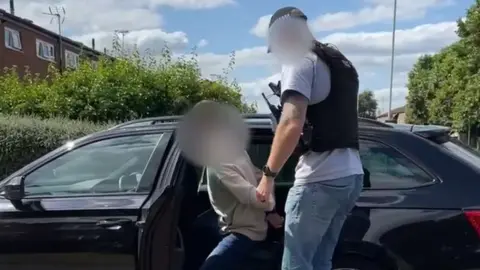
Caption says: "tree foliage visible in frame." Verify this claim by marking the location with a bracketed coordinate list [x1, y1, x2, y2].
[0, 36, 256, 123]
[358, 90, 378, 119]
[406, 1, 480, 133]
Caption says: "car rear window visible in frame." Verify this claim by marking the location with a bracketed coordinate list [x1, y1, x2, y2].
[442, 138, 480, 170]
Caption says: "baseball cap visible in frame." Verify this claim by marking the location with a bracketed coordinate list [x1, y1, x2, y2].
[267, 7, 308, 53]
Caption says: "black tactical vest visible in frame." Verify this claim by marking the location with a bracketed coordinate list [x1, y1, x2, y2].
[306, 41, 360, 152]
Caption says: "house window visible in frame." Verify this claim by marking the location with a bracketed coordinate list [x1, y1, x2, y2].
[36, 39, 55, 61]
[4, 27, 22, 51]
[65, 50, 79, 69]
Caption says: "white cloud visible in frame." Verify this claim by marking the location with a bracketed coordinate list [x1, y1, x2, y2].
[197, 39, 209, 48]
[204, 20, 458, 77]
[149, 0, 235, 9]
[0, 0, 233, 53]
[324, 22, 457, 56]
[71, 29, 189, 54]
[0, 0, 197, 53]
[250, 15, 272, 38]
[236, 20, 459, 112]
[372, 87, 409, 113]
[239, 73, 281, 112]
[250, 0, 453, 38]
[196, 46, 274, 76]
[1, 1, 163, 34]
[311, 0, 452, 31]
[201, 20, 458, 77]
[240, 73, 280, 97]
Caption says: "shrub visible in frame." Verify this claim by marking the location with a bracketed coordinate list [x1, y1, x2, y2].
[0, 38, 256, 123]
[0, 114, 109, 179]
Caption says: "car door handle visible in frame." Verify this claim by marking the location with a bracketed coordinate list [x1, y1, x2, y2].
[96, 218, 132, 228]
[136, 220, 145, 229]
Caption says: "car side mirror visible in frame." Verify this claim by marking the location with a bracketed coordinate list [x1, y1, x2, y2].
[4, 176, 25, 201]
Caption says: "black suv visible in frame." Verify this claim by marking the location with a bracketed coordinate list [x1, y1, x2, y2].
[0, 115, 479, 270]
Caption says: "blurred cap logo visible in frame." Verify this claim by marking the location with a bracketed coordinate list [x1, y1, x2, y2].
[176, 101, 250, 167]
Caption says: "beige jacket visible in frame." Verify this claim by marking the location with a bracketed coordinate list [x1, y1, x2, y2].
[207, 152, 275, 241]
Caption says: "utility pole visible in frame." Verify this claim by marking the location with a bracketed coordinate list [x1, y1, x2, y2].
[114, 29, 129, 54]
[381, 96, 386, 116]
[43, 6, 66, 72]
[388, 0, 397, 120]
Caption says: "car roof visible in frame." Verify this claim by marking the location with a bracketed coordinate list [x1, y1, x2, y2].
[109, 114, 393, 130]
[86, 114, 451, 140]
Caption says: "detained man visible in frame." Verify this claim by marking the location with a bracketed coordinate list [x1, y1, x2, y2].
[200, 150, 284, 270]
[176, 100, 284, 270]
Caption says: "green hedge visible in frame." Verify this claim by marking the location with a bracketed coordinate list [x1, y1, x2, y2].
[0, 114, 108, 179]
[0, 39, 256, 123]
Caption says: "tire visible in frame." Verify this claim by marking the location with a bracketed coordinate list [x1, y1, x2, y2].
[333, 256, 384, 270]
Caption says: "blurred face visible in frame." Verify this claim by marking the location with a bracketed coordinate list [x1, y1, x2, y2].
[268, 17, 314, 64]
[176, 101, 250, 167]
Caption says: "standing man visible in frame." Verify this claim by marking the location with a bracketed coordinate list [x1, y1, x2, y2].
[256, 6, 364, 270]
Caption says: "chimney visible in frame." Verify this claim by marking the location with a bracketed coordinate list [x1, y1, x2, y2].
[9, 0, 14, 15]
[91, 38, 95, 50]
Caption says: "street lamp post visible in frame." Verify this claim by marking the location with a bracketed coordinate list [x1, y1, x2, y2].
[388, 0, 397, 120]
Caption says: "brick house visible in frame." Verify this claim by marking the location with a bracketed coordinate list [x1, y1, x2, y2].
[376, 105, 406, 124]
[0, 8, 105, 78]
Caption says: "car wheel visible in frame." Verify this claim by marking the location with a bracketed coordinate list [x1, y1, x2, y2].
[333, 256, 384, 270]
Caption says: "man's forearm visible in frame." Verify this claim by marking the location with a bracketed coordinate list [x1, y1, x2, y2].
[265, 92, 308, 175]
[266, 121, 303, 174]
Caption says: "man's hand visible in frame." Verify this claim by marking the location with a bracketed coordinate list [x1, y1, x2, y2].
[256, 175, 274, 202]
[266, 212, 284, 229]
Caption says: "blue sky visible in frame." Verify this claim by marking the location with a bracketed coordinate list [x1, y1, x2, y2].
[2, 0, 474, 112]
[162, 0, 472, 82]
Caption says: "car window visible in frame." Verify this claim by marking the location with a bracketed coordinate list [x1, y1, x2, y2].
[246, 140, 432, 189]
[442, 138, 480, 170]
[24, 134, 168, 196]
[360, 140, 432, 189]
[247, 143, 298, 184]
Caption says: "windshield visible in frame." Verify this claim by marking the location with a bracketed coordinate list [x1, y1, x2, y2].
[442, 138, 480, 170]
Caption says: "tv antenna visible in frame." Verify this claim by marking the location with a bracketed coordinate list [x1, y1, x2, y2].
[114, 29, 130, 53]
[42, 6, 66, 70]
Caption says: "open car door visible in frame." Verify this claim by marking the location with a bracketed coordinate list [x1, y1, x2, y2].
[0, 130, 177, 270]
[138, 143, 185, 270]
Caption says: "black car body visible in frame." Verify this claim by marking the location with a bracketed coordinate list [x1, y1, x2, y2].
[0, 114, 479, 270]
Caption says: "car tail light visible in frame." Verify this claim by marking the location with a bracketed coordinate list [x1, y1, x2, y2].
[465, 210, 480, 238]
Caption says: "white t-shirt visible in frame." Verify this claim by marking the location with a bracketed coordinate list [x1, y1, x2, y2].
[280, 53, 364, 185]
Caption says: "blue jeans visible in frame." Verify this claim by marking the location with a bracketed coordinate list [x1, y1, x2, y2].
[282, 174, 363, 270]
[200, 233, 259, 270]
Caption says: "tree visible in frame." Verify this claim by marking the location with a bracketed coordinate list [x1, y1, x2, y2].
[358, 90, 378, 119]
[405, 54, 435, 124]
[406, 0, 480, 134]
